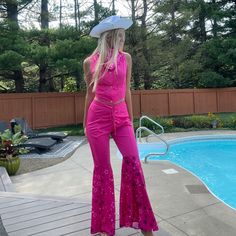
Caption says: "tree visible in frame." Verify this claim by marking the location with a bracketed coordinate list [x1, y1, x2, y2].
[0, 0, 33, 92]
[152, 0, 192, 88]
[126, 0, 154, 89]
[0, 20, 26, 92]
[140, 0, 151, 89]
[38, 0, 54, 92]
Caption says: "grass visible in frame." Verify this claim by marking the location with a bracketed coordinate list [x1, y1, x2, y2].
[38, 123, 84, 136]
[36, 112, 236, 136]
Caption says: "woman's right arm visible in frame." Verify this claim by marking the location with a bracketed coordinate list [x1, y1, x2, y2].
[83, 58, 94, 131]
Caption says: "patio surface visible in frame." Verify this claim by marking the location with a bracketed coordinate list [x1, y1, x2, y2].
[1, 130, 236, 235]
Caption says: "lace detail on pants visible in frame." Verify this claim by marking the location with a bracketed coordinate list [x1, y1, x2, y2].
[91, 166, 115, 236]
[119, 156, 158, 231]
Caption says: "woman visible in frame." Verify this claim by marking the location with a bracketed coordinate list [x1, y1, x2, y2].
[83, 15, 158, 236]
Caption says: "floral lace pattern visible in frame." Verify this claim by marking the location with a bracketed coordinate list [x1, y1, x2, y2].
[119, 156, 158, 232]
[91, 166, 115, 235]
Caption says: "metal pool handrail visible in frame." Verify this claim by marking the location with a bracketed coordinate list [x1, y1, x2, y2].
[136, 116, 169, 163]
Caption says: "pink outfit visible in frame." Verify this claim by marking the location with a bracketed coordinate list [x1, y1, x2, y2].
[86, 51, 158, 236]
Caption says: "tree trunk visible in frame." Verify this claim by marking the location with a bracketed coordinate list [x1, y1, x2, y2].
[73, 0, 81, 33]
[141, 0, 151, 89]
[60, 77, 64, 91]
[132, 56, 141, 89]
[74, 0, 78, 30]
[131, 0, 136, 23]
[39, 0, 54, 92]
[170, 0, 177, 44]
[41, 0, 49, 29]
[94, 0, 99, 25]
[199, 0, 207, 42]
[39, 66, 47, 92]
[75, 70, 82, 90]
[6, 0, 18, 25]
[77, 0, 81, 33]
[14, 70, 24, 92]
[59, 0, 62, 28]
[6, 0, 24, 92]
[212, 0, 218, 38]
[112, 0, 115, 15]
[128, 0, 140, 88]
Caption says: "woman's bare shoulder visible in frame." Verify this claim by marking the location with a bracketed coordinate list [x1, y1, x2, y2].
[83, 56, 92, 76]
[122, 51, 131, 57]
[122, 51, 132, 64]
[83, 56, 91, 67]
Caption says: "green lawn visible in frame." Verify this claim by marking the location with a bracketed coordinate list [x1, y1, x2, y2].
[38, 123, 84, 136]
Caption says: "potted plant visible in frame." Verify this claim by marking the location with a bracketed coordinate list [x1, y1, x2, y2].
[0, 129, 28, 176]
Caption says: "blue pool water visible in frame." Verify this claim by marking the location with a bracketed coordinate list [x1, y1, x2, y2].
[138, 136, 236, 210]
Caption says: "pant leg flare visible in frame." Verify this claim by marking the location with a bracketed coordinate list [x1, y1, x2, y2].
[119, 156, 158, 232]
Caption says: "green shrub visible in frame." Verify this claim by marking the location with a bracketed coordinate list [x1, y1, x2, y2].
[188, 115, 212, 128]
[154, 117, 174, 132]
[224, 116, 236, 129]
[172, 113, 222, 129]
[172, 116, 194, 128]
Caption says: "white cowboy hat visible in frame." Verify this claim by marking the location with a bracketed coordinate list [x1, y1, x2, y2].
[90, 15, 133, 38]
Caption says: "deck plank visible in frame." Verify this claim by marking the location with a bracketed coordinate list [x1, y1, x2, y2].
[8, 213, 91, 236]
[0, 197, 20, 204]
[0, 199, 38, 209]
[6, 207, 91, 231]
[0, 200, 56, 214]
[3, 204, 89, 224]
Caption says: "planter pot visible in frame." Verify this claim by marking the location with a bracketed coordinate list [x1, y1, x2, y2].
[0, 156, 20, 176]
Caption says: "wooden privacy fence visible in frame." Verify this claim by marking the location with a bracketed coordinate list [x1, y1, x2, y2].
[0, 87, 236, 129]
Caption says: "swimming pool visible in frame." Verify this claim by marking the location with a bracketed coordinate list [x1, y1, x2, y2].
[138, 135, 236, 210]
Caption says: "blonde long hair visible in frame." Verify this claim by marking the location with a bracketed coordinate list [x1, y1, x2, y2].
[90, 28, 125, 92]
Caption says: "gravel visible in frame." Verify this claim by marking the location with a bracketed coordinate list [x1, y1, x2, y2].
[16, 156, 70, 175]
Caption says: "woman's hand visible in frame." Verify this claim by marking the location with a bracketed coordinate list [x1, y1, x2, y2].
[84, 127, 87, 137]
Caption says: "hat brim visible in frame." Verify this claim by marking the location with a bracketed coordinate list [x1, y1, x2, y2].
[90, 17, 133, 38]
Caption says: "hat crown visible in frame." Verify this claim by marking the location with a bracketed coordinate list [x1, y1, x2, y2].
[90, 15, 133, 38]
[101, 15, 121, 25]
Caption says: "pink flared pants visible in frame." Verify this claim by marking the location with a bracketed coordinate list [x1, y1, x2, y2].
[86, 99, 158, 236]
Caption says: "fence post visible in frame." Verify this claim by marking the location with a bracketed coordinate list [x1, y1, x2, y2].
[31, 95, 35, 129]
[193, 89, 196, 114]
[167, 90, 171, 116]
[140, 90, 143, 117]
[74, 93, 77, 125]
[216, 89, 219, 113]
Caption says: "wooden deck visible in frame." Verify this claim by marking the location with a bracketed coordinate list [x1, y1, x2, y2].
[0, 167, 142, 235]
[0, 192, 141, 236]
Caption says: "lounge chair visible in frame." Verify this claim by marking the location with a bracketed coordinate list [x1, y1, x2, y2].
[10, 118, 68, 142]
[0, 120, 56, 153]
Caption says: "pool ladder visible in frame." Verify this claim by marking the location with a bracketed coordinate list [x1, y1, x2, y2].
[135, 115, 169, 163]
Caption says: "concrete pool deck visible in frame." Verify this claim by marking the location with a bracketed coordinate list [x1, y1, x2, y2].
[3, 130, 236, 235]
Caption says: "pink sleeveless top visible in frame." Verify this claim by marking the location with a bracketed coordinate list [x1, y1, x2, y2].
[87, 50, 132, 132]
[89, 50, 127, 103]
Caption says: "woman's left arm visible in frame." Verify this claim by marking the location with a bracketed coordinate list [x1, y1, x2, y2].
[125, 53, 133, 123]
